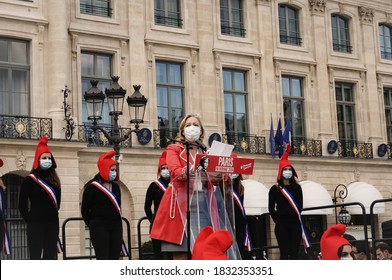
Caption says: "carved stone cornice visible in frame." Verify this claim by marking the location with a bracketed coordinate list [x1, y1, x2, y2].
[309, 0, 326, 15]
[358, 7, 374, 24]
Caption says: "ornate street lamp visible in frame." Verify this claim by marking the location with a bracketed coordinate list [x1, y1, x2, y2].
[84, 76, 148, 160]
[333, 184, 352, 225]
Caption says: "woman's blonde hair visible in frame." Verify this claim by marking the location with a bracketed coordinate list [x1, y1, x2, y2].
[176, 114, 205, 141]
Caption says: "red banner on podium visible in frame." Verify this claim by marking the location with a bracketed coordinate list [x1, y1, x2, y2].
[195, 154, 254, 175]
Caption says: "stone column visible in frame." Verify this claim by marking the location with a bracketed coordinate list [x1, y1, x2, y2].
[46, 0, 70, 139]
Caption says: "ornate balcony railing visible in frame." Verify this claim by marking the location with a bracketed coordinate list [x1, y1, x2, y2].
[290, 137, 322, 157]
[337, 140, 373, 159]
[0, 115, 52, 139]
[222, 133, 266, 154]
[153, 128, 179, 148]
[76, 124, 133, 148]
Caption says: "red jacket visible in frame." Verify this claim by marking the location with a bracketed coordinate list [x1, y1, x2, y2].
[150, 143, 198, 245]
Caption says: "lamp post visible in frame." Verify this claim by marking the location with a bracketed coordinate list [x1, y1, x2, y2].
[333, 184, 351, 225]
[84, 76, 148, 160]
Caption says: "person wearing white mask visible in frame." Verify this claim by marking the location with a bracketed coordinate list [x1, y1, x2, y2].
[81, 150, 124, 260]
[151, 114, 242, 260]
[268, 150, 305, 260]
[19, 136, 61, 259]
[144, 150, 170, 259]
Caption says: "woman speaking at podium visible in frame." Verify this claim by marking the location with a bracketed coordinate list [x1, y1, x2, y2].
[150, 114, 240, 260]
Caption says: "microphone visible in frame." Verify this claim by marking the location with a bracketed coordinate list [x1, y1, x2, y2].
[195, 139, 207, 152]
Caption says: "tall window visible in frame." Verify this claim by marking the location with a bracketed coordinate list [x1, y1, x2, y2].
[282, 76, 305, 139]
[379, 24, 392, 60]
[81, 52, 112, 125]
[156, 61, 184, 133]
[223, 69, 248, 136]
[335, 83, 356, 141]
[80, 0, 112, 18]
[331, 14, 352, 53]
[278, 5, 301, 46]
[384, 87, 392, 143]
[220, 0, 246, 37]
[154, 0, 182, 28]
[0, 38, 30, 116]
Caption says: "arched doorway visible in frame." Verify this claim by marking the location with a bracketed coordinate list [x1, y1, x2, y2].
[1, 171, 29, 259]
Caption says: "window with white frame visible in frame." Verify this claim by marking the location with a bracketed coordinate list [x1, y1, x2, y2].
[282, 76, 305, 139]
[0, 38, 30, 116]
[278, 5, 301, 46]
[223, 69, 248, 136]
[335, 82, 356, 142]
[81, 52, 112, 125]
[220, 0, 246, 37]
[379, 24, 392, 60]
[156, 61, 184, 131]
[154, 0, 183, 28]
[384, 87, 392, 143]
[331, 14, 352, 53]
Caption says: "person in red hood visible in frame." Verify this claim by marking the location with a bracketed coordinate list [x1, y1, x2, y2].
[18, 136, 61, 259]
[320, 224, 354, 260]
[268, 150, 304, 259]
[144, 150, 170, 260]
[81, 150, 123, 260]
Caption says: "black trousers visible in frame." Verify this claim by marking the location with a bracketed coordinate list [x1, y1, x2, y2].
[90, 223, 122, 260]
[274, 217, 302, 260]
[27, 220, 59, 260]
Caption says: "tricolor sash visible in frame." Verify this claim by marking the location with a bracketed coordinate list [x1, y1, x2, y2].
[154, 178, 168, 193]
[277, 184, 311, 250]
[28, 174, 63, 253]
[0, 188, 11, 255]
[90, 181, 129, 257]
[233, 190, 252, 251]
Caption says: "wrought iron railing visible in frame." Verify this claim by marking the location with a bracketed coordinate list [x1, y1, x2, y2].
[153, 128, 179, 148]
[76, 124, 133, 148]
[290, 137, 322, 157]
[221, 25, 246, 37]
[280, 35, 302, 46]
[154, 10, 183, 28]
[381, 50, 392, 60]
[333, 43, 352, 53]
[80, 1, 112, 17]
[337, 140, 373, 159]
[222, 133, 266, 154]
[0, 115, 52, 139]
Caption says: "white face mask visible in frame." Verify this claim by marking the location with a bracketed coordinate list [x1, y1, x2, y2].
[160, 169, 170, 179]
[282, 170, 293, 179]
[39, 159, 52, 170]
[184, 125, 201, 142]
[108, 170, 117, 181]
[340, 257, 353, 260]
[231, 174, 239, 179]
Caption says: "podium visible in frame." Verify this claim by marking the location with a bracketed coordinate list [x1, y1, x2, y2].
[182, 153, 255, 259]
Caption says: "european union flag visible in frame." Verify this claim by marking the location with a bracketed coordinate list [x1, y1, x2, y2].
[275, 118, 283, 158]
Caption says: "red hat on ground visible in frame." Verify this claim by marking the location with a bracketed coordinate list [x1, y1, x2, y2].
[277, 151, 297, 180]
[97, 150, 117, 181]
[320, 224, 351, 260]
[33, 136, 57, 170]
[191, 226, 232, 260]
[157, 150, 167, 177]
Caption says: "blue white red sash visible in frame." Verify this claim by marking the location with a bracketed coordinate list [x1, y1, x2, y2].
[233, 190, 252, 251]
[155, 178, 168, 193]
[29, 174, 58, 209]
[28, 174, 63, 253]
[277, 184, 311, 250]
[0, 188, 11, 255]
[90, 181, 129, 257]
